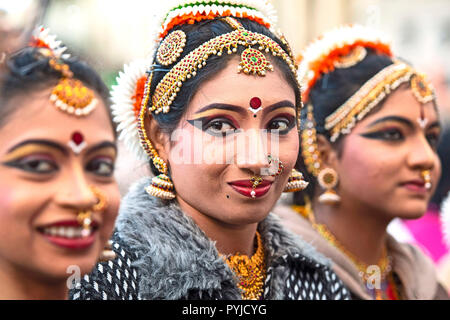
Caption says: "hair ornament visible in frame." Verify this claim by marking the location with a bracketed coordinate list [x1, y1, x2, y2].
[157, 30, 187, 66]
[158, 0, 277, 39]
[29, 26, 70, 60]
[111, 58, 151, 160]
[30, 26, 97, 117]
[297, 24, 393, 103]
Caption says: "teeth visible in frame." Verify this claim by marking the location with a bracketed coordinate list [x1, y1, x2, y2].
[41, 226, 90, 238]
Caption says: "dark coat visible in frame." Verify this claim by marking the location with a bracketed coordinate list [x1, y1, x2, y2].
[70, 177, 350, 300]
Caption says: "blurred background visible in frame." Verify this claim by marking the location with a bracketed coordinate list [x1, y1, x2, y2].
[1, 0, 450, 288]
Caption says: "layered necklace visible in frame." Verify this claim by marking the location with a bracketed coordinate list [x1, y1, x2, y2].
[224, 231, 266, 300]
[292, 204, 400, 300]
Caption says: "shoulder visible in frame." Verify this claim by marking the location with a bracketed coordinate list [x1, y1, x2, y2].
[69, 232, 141, 300]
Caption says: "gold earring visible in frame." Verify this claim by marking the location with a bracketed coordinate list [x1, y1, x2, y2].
[98, 240, 116, 262]
[145, 156, 176, 200]
[317, 168, 341, 204]
[283, 169, 309, 193]
[137, 73, 176, 200]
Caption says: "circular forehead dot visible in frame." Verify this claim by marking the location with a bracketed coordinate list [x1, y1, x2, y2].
[71, 131, 84, 145]
[250, 97, 262, 109]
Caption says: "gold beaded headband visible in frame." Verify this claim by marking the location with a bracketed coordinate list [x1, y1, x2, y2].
[325, 61, 435, 142]
[150, 17, 299, 115]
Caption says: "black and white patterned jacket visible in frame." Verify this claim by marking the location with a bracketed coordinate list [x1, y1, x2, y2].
[69, 177, 350, 300]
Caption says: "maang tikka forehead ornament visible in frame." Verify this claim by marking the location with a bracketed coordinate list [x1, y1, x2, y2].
[30, 27, 97, 117]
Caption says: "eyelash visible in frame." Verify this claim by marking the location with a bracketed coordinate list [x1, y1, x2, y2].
[85, 157, 115, 177]
[362, 128, 441, 149]
[4, 155, 115, 177]
[362, 128, 404, 141]
[267, 115, 295, 135]
[4, 155, 59, 174]
[188, 114, 295, 137]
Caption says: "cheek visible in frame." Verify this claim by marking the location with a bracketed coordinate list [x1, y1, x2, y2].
[338, 141, 399, 194]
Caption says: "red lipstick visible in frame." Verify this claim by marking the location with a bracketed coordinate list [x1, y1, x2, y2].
[228, 179, 273, 199]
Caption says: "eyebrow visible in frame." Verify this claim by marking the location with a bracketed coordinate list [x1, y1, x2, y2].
[194, 100, 295, 117]
[367, 116, 413, 129]
[262, 100, 295, 117]
[85, 141, 117, 156]
[7, 139, 68, 155]
[367, 115, 441, 131]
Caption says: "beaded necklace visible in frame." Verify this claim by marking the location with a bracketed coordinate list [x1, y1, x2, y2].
[291, 203, 400, 300]
[224, 231, 266, 300]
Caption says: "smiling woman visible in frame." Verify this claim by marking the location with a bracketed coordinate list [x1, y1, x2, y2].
[274, 24, 449, 300]
[69, 0, 350, 300]
[0, 29, 120, 299]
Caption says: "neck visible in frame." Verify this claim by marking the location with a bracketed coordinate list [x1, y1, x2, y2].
[177, 197, 258, 257]
[312, 195, 391, 266]
[0, 261, 68, 300]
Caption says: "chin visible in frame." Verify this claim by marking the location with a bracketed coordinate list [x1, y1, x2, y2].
[393, 201, 429, 220]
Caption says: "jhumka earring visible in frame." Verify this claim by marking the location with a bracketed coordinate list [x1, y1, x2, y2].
[283, 169, 309, 193]
[138, 74, 176, 200]
[301, 103, 340, 204]
[317, 167, 341, 204]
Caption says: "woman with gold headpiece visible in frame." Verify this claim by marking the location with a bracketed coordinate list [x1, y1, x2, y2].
[274, 25, 449, 300]
[0, 28, 120, 299]
[69, 0, 349, 300]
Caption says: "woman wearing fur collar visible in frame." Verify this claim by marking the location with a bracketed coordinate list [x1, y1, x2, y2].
[69, 0, 349, 300]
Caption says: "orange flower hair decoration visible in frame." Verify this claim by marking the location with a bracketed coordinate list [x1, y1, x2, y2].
[297, 25, 393, 103]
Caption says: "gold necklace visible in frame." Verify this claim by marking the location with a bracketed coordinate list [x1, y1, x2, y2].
[291, 202, 392, 282]
[224, 231, 266, 300]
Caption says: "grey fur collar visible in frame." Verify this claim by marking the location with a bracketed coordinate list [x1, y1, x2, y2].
[116, 177, 329, 299]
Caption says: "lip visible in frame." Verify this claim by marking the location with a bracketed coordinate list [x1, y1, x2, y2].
[37, 219, 99, 250]
[228, 179, 273, 199]
[401, 180, 428, 194]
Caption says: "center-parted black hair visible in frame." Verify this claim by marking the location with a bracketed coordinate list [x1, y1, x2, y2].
[294, 50, 395, 205]
[0, 47, 115, 135]
[146, 17, 301, 176]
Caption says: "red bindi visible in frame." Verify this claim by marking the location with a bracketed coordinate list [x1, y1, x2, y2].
[71, 131, 84, 145]
[250, 97, 262, 110]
